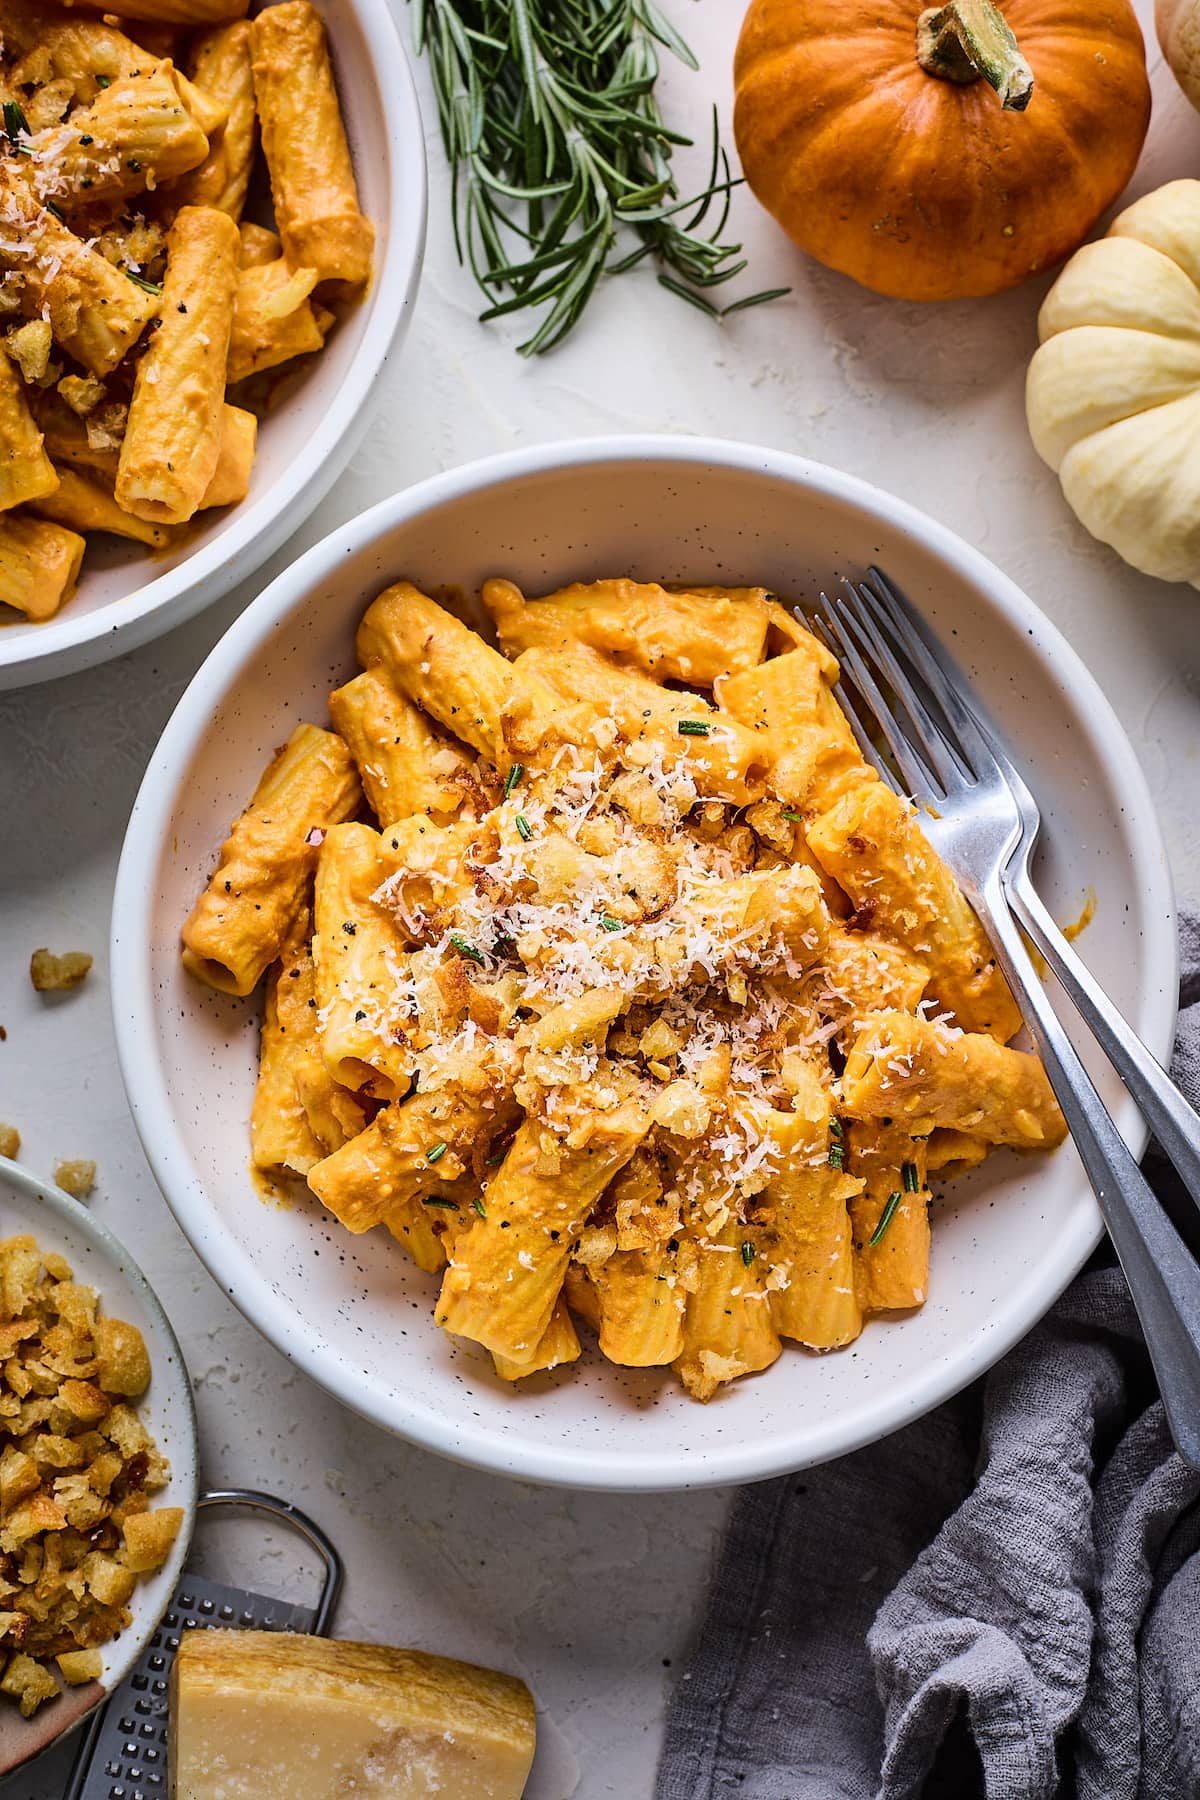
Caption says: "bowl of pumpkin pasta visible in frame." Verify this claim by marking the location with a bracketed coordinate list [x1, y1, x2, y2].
[0, 0, 425, 690]
[110, 437, 1177, 1490]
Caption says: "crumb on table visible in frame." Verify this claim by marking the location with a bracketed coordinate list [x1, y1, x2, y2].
[53, 1159, 96, 1199]
[29, 950, 93, 993]
[0, 1125, 18, 1159]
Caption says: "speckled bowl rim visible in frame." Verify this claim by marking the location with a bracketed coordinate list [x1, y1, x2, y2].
[0, 0, 427, 692]
[110, 435, 1178, 1492]
[0, 1155, 199, 1768]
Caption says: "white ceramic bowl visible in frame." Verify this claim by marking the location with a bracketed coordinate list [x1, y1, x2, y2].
[0, 1157, 198, 1773]
[111, 437, 1177, 1492]
[0, 0, 426, 693]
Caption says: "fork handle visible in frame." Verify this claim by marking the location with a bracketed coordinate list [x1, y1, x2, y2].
[1003, 873, 1200, 1207]
[973, 878, 1200, 1468]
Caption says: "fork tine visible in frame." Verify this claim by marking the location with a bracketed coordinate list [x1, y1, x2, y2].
[814, 591, 942, 804]
[860, 568, 999, 779]
[802, 610, 902, 796]
[838, 582, 971, 794]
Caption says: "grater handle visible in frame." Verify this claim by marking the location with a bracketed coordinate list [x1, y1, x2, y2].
[198, 1487, 344, 1633]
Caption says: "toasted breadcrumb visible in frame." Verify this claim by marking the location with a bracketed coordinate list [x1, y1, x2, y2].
[0, 1126, 18, 1159]
[4, 321, 52, 385]
[0, 1236, 180, 1716]
[29, 950, 92, 993]
[53, 1160, 95, 1200]
[57, 374, 106, 418]
[56, 1648, 102, 1686]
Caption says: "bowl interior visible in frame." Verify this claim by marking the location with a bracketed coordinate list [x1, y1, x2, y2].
[119, 446, 1177, 1490]
[0, 0, 424, 687]
[0, 1162, 197, 1770]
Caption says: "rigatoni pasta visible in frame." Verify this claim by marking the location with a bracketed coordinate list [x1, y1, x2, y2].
[0, 513, 83, 618]
[170, 21, 258, 217]
[0, 0, 374, 627]
[32, 465, 175, 547]
[250, 0, 373, 288]
[1, 173, 160, 376]
[227, 256, 323, 383]
[0, 354, 57, 511]
[182, 575, 1067, 1401]
[32, 65, 211, 212]
[116, 204, 240, 524]
[181, 722, 361, 996]
[1, 1, 225, 133]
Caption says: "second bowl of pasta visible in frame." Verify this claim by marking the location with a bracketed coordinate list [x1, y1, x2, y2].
[111, 437, 1177, 1490]
[0, 0, 426, 690]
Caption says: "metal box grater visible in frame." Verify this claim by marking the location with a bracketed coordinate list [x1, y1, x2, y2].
[65, 1488, 343, 1800]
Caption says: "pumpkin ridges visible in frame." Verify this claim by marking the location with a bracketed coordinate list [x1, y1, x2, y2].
[1109, 180, 1200, 289]
[1027, 177, 1200, 586]
[1025, 325, 1200, 467]
[1038, 238, 1200, 341]
[1033, 82, 1148, 235]
[1059, 389, 1200, 583]
[732, 46, 925, 228]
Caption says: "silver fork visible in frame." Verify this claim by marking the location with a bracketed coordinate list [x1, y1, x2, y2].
[807, 570, 1200, 1468]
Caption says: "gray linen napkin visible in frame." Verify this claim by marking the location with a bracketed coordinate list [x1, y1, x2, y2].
[656, 907, 1200, 1800]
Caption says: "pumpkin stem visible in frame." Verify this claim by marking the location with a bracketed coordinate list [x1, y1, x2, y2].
[916, 1, 1034, 112]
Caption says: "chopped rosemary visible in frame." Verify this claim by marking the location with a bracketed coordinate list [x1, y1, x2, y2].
[677, 719, 711, 737]
[472, 1196, 487, 1220]
[740, 1241, 755, 1267]
[45, 200, 66, 223]
[95, 73, 111, 87]
[426, 1142, 449, 1164]
[869, 1192, 903, 1246]
[125, 271, 162, 295]
[408, 0, 784, 353]
[828, 1131, 845, 1171]
[599, 914, 623, 932]
[902, 1160, 920, 1194]
[503, 762, 524, 797]
[515, 813, 532, 841]
[3, 100, 29, 141]
[422, 1195, 459, 1209]
[783, 810, 805, 823]
[449, 931, 485, 964]
[485, 1150, 505, 1166]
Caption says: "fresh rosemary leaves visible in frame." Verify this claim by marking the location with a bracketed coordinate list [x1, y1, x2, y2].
[408, 0, 786, 353]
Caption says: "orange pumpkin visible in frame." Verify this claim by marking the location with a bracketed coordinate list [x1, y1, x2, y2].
[732, 0, 1151, 301]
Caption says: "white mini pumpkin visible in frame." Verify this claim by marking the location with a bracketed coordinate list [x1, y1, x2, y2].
[1158, 0, 1200, 108]
[1026, 179, 1200, 586]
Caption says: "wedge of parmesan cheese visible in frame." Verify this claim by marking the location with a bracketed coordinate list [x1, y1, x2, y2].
[169, 1630, 536, 1799]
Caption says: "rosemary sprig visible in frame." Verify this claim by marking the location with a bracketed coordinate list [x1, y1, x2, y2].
[408, 0, 785, 353]
[449, 931, 486, 964]
[3, 99, 30, 142]
[869, 1192, 903, 1247]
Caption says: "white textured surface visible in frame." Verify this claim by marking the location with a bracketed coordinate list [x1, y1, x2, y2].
[2, 1, 1199, 1793]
